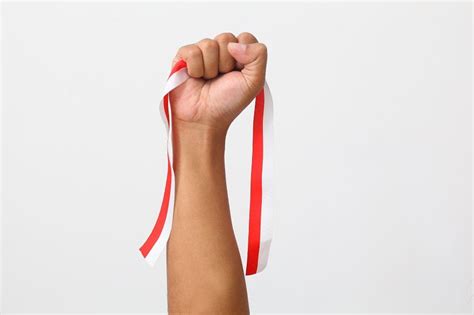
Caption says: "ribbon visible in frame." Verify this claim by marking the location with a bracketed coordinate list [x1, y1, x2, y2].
[139, 60, 274, 275]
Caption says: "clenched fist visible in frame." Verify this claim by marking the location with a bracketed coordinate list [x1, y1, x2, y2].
[170, 32, 267, 132]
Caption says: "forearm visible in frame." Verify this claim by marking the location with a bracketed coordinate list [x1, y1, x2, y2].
[167, 121, 249, 314]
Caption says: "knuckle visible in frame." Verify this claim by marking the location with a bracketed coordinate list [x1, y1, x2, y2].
[238, 32, 257, 42]
[188, 46, 202, 59]
[179, 44, 201, 59]
[215, 32, 236, 43]
[199, 39, 218, 50]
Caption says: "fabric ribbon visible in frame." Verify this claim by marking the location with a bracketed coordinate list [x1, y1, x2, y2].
[139, 60, 274, 275]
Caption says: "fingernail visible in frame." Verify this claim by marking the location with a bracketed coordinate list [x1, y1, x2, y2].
[228, 42, 247, 53]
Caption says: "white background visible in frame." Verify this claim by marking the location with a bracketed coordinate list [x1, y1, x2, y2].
[1, 2, 472, 313]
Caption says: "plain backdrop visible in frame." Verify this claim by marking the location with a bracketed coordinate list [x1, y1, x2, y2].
[1, 2, 472, 313]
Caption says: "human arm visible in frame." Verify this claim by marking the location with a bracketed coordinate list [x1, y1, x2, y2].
[166, 32, 267, 313]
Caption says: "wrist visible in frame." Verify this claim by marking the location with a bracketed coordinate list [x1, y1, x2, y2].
[172, 120, 227, 173]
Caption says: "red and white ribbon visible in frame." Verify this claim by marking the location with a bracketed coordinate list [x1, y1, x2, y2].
[139, 60, 274, 275]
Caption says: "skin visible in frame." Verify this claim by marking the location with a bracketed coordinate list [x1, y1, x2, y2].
[166, 32, 267, 314]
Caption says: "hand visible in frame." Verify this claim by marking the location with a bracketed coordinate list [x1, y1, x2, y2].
[170, 32, 268, 133]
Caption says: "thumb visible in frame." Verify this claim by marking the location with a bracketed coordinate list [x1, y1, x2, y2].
[227, 42, 267, 93]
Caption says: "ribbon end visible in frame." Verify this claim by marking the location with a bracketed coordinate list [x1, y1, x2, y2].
[139, 248, 157, 267]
